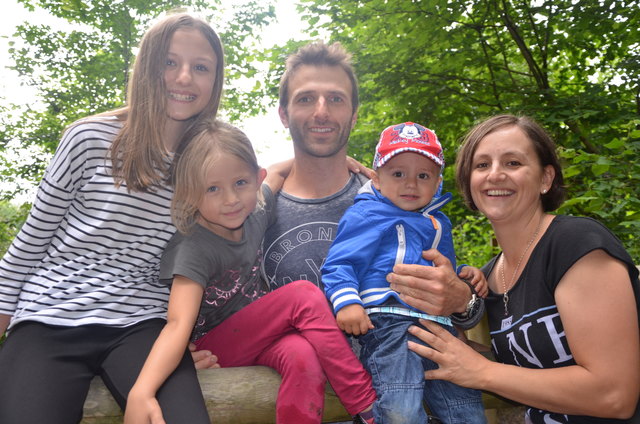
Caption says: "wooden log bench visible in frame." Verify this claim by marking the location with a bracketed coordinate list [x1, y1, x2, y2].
[81, 364, 517, 424]
[81, 325, 518, 424]
[81, 366, 353, 424]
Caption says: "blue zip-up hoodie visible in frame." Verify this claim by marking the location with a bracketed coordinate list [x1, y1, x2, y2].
[322, 180, 457, 315]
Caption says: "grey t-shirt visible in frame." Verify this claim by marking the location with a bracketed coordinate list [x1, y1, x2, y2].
[262, 173, 368, 290]
[160, 185, 276, 341]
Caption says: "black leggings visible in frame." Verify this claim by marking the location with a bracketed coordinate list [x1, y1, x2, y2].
[0, 319, 209, 424]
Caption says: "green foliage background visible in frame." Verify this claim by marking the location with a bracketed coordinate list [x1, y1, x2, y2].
[1, 0, 638, 268]
[274, 0, 640, 265]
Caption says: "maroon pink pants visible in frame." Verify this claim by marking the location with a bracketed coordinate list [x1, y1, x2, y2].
[194, 280, 376, 423]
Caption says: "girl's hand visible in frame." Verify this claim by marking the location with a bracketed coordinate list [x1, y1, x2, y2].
[189, 342, 221, 370]
[407, 319, 492, 389]
[124, 392, 165, 424]
[0, 313, 10, 336]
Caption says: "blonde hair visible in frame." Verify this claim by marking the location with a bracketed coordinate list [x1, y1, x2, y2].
[106, 13, 225, 192]
[171, 119, 260, 234]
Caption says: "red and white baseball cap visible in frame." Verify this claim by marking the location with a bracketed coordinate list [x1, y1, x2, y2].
[373, 122, 444, 170]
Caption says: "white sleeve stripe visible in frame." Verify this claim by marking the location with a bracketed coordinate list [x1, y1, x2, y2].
[333, 294, 362, 309]
[329, 287, 359, 303]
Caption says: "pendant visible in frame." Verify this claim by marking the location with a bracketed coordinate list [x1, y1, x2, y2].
[503, 292, 509, 316]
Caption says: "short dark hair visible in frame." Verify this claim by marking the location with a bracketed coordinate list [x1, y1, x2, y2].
[278, 41, 359, 114]
[455, 114, 565, 212]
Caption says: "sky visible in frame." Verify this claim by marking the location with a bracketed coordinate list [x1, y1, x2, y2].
[0, 0, 302, 175]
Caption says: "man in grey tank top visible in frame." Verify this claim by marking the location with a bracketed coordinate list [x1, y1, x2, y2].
[262, 40, 482, 326]
[262, 40, 365, 291]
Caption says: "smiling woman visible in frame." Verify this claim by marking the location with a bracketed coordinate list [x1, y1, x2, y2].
[402, 114, 640, 424]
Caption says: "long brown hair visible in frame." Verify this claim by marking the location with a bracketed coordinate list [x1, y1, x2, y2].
[107, 13, 224, 192]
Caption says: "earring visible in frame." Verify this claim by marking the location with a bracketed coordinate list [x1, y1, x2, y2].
[542, 189, 547, 194]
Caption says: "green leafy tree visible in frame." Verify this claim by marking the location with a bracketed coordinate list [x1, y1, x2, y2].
[278, 0, 640, 263]
[0, 0, 276, 201]
[0, 200, 30, 260]
[2, 0, 638, 265]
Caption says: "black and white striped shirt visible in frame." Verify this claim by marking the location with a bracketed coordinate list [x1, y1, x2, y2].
[0, 118, 175, 330]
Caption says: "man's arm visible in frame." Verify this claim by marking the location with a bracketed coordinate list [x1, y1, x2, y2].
[264, 159, 294, 194]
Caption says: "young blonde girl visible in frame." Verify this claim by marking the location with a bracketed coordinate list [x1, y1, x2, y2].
[0, 13, 223, 424]
[126, 119, 377, 424]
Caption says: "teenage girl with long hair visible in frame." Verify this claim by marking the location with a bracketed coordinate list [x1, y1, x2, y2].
[126, 118, 377, 424]
[0, 13, 224, 424]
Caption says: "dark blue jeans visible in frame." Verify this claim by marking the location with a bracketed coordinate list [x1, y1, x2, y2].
[359, 313, 486, 424]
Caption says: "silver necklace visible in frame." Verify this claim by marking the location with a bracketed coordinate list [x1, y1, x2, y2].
[499, 217, 544, 316]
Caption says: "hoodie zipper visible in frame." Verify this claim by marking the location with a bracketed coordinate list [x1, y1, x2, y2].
[395, 224, 406, 265]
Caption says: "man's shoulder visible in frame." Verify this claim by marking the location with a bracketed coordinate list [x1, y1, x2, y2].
[353, 172, 370, 187]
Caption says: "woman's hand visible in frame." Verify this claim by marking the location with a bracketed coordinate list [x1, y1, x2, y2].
[407, 319, 492, 388]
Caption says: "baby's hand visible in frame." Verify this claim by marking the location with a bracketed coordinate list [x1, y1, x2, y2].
[459, 266, 489, 298]
[336, 304, 374, 336]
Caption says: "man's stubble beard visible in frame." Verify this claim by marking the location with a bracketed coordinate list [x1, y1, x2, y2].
[289, 122, 353, 159]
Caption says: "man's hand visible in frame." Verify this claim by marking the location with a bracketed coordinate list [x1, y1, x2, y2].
[336, 304, 373, 336]
[189, 343, 220, 370]
[387, 249, 471, 316]
[346, 156, 375, 179]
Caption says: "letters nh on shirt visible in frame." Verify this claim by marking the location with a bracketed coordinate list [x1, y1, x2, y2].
[492, 309, 573, 368]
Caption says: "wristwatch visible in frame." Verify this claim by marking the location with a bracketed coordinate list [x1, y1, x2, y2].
[458, 278, 479, 318]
